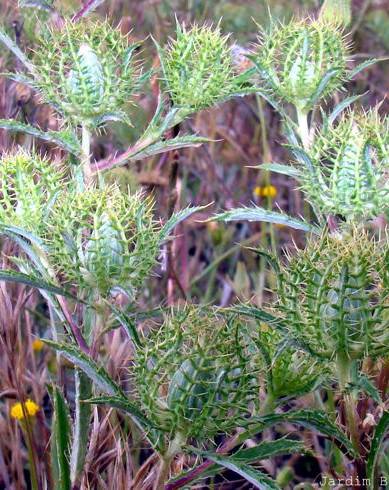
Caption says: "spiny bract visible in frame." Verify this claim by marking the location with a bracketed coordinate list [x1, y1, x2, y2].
[0, 151, 63, 234]
[275, 230, 389, 360]
[33, 19, 140, 126]
[161, 22, 244, 111]
[304, 110, 389, 220]
[46, 185, 161, 297]
[132, 308, 259, 444]
[254, 18, 349, 112]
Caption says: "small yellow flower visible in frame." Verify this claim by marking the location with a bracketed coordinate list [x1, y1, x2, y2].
[253, 185, 278, 199]
[32, 339, 44, 352]
[261, 185, 277, 199]
[10, 399, 40, 420]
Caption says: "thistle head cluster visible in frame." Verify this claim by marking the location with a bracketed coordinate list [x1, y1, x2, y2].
[256, 327, 325, 401]
[33, 20, 140, 126]
[46, 185, 160, 297]
[0, 151, 63, 234]
[161, 22, 243, 111]
[254, 18, 349, 111]
[304, 110, 389, 221]
[132, 308, 259, 443]
[276, 230, 389, 361]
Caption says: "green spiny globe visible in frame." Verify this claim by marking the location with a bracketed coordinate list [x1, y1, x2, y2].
[161, 22, 243, 111]
[275, 230, 389, 361]
[0, 150, 63, 234]
[46, 185, 160, 296]
[255, 18, 349, 111]
[132, 308, 259, 444]
[33, 19, 140, 126]
[304, 110, 389, 221]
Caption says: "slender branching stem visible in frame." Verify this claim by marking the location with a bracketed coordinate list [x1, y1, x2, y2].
[154, 433, 184, 490]
[21, 421, 39, 490]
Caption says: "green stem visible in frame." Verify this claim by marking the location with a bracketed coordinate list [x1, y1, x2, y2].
[336, 353, 360, 453]
[21, 421, 40, 490]
[296, 108, 310, 151]
[76, 124, 91, 192]
[153, 433, 184, 490]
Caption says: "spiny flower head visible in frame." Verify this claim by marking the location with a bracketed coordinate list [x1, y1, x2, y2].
[275, 230, 389, 361]
[161, 22, 246, 111]
[0, 151, 63, 234]
[254, 18, 349, 112]
[46, 185, 161, 297]
[10, 399, 40, 420]
[33, 19, 141, 127]
[304, 109, 389, 220]
[132, 307, 259, 444]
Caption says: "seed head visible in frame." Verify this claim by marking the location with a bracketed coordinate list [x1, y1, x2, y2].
[254, 18, 349, 111]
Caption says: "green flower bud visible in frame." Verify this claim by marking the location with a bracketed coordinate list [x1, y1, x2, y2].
[46, 185, 160, 296]
[305, 110, 389, 220]
[33, 20, 140, 126]
[132, 308, 259, 443]
[276, 230, 389, 361]
[255, 18, 349, 111]
[0, 151, 63, 234]
[161, 22, 245, 111]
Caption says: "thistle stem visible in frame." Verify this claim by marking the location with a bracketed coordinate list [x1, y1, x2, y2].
[81, 124, 92, 188]
[336, 353, 360, 453]
[296, 108, 310, 150]
[153, 433, 184, 490]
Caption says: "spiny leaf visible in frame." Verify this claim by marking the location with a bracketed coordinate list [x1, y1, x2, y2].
[44, 340, 125, 397]
[251, 163, 301, 179]
[189, 448, 281, 490]
[212, 207, 319, 234]
[240, 410, 356, 457]
[367, 411, 389, 490]
[308, 68, 340, 108]
[160, 205, 210, 242]
[19, 0, 55, 11]
[0, 120, 81, 156]
[50, 386, 71, 490]
[327, 94, 365, 126]
[0, 269, 75, 298]
[348, 58, 388, 80]
[108, 304, 142, 348]
[0, 29, 36, 74]
[132, 135, 210, 161]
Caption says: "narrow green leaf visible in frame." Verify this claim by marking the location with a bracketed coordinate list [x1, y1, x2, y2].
[50, 386, 71, 490]
[70, 370, 92, 486]
[367, 411, 389, 490]
[44, 340, 125, 397]
[0, 120, 81, 156]
[226, 304, 285, 329]
[189, 448, 281, 490]
[212, 207, 319, 234]
[0, 269, 75, 298]
[108, 304, 142, 347]
[350, 374, 382, 404]
[328, 94, 365, 125]
[132, 135, 210, 161]
[160, 205, 209, 242]
[348, 58, 389, 80]
[0, 29, 36, 74]
[239, 410, 355, 457]
[307, 68, 339, 107]
[250, 163, 301, 179]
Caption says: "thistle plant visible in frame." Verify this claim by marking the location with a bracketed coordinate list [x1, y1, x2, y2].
[32, 19, 141, 128]
[158, 22, 252, 114]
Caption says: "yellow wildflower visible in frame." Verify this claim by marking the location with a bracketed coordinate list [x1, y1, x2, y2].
[32, 339, 44, 352]
[253, 185, 278, 199]
[10, 399, 40, 420]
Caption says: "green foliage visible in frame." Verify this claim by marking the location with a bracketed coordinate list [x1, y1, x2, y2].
[46, 185, 161, 296]
[274, 230, 389, 360]
[0, 151, 63, 234]
[32, 19, 141, 127]
[253, 17, 349, 112]
[132, 307, 259, 444]
[160, 22, 249, 111]
[303, 110, 389, 221]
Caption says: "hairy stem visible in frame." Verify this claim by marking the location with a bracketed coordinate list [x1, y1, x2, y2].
[81, 124, 91, 188]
